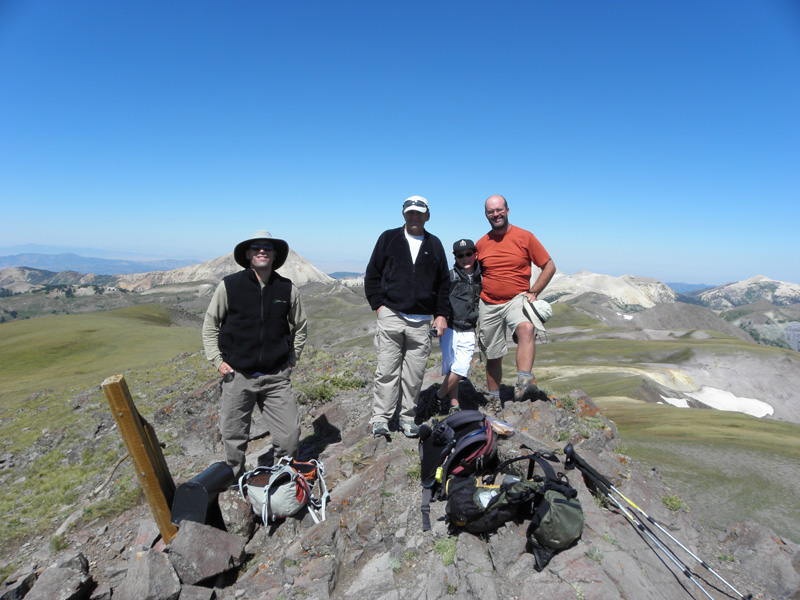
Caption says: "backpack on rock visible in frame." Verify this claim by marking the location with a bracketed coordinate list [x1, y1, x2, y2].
[238, 456, 330, 524]
[444, 451, 584, 570]
[418, 410, 498, 530]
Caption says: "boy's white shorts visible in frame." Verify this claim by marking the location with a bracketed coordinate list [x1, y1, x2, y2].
[441, 328, 476, 377]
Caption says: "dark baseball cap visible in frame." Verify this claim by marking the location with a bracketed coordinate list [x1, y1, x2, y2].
[452, 239, 476, 253]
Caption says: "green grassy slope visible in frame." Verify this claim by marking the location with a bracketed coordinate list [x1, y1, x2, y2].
[598, 399, 800, 543]
[0, 305, 201, 409]
[0, 306, 206, 547]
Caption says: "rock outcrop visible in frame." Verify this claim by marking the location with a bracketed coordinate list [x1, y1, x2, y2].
[6, 378, 797, 600]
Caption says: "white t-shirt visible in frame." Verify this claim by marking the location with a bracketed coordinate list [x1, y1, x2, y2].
[401, 229, 431, 323]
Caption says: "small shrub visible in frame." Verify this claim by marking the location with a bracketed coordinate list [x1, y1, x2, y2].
[435, 536, 457, 566]
[718, 553, 735, 563]
[662, 493, 689, 513]
[561, 395, 577, 410]
[586, 547, 603, 563]
[390, 557, 402, 572]
[51, 534, 68, 552]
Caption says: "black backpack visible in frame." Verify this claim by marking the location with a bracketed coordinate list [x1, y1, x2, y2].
[418, 410, 498, 531]
[445, 452, 584, 571]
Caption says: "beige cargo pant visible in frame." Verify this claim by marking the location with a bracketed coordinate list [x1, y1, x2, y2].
[219, 366, 300, 478]
[371, 307, 432, 425]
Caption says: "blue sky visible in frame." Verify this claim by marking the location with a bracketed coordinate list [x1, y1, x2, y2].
[1, 1, 799, 284]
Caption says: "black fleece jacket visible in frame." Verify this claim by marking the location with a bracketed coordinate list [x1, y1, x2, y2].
[364, 227, 451, 320]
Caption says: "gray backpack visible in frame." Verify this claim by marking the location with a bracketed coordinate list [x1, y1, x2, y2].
[238, 457, 329, 524]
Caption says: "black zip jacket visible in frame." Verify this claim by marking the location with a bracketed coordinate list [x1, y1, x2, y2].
[449, 262, 482, 331]
[364, 227, 451, 320]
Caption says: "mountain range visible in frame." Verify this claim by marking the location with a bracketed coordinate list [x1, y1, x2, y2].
[3, 251, 800, 350]
[0, 252, 198, 275]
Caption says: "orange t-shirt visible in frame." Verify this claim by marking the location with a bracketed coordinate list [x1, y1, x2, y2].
[476, 224, 551, 304]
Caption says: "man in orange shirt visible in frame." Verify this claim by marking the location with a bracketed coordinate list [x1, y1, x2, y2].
[475, 195, 556, 409]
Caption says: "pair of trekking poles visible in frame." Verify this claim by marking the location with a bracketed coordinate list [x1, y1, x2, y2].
[563, 444, 752, 600]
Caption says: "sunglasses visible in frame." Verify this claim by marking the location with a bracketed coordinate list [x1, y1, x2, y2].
[455, 251, 474, 259]
[250, 243, 274, 252]
[403, 199, 428, 210]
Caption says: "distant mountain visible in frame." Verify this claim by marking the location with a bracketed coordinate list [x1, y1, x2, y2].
[110, 249, 334, 292]
[329, 271, 364, 279]
[0, 252, 198, 275]
[720, 300, 800, 351]
[0, 244, 202, 262]
[666, 282, 715, 293]
[696, 275, 800, 309]
[0, 266, 113, 292]
[0, 250, 335, 294]
[542, 270, 678, 308]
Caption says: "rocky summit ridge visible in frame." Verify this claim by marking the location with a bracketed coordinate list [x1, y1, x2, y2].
[695, 276, 800, 310]
[2, 354, 798, 600]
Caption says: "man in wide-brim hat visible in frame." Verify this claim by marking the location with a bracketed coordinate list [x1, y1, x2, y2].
[202, 230, 307, 476]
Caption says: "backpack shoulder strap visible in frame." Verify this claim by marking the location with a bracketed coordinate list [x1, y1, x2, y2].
[305, 459, 330, 524]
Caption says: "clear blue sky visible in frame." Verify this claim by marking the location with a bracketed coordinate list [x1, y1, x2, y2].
[2, 1, 799, 284]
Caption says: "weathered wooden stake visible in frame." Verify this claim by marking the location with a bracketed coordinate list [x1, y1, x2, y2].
[102, 373, 178, 543]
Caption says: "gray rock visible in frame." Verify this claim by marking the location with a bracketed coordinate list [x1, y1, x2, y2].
[345, 552, 395, 598]
[0, 570, 37, 600]
[217, 489, 256, 540]
[178, 585, 216, 600]
[54, 551, 89, 573]
[727, 520, 800, 599]
[87, 584, 112, 600]
[168, 521, 246, 585]
[113, 549, 181, 600]
[23, 559, 92, 600]
[134, 519, 161, 550]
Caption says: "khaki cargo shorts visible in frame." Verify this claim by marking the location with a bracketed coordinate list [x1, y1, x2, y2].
[478, 294, 527, 360]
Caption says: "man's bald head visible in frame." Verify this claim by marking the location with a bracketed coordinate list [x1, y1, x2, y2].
[485, 195, 510, 232]
[485, 195, 508, 211]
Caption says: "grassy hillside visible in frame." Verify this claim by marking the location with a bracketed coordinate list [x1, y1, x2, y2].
[0, 305, 201, 408]
[0, 306, 206, 547]
[598, 399, 800, 544]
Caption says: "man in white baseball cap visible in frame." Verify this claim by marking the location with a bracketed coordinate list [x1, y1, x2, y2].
[364, 196, 451, 438]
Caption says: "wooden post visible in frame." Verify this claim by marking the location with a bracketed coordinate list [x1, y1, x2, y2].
[102, 374, 178, 543]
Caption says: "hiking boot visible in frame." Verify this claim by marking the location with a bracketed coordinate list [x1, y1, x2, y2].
[372, 422, 390, 437]
[448, 404, 462, 416]
[484, 392, 502, 413]
[514, 376, 540, 402]
[399, 420, 420, 438]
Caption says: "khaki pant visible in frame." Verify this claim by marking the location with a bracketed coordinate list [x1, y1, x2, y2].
[219, 366, 299, 478]
[372, 307, 432, 424]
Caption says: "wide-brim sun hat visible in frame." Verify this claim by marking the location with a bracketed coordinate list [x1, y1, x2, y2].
[522, 298, 553, 332]
[233, 230, 290, 270]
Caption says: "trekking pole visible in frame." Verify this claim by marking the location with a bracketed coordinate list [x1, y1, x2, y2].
[588, 473, 716, 600]
[564, 445, 753, 600]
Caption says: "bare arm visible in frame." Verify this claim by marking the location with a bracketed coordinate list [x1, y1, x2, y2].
[526, 259, 556, 301]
